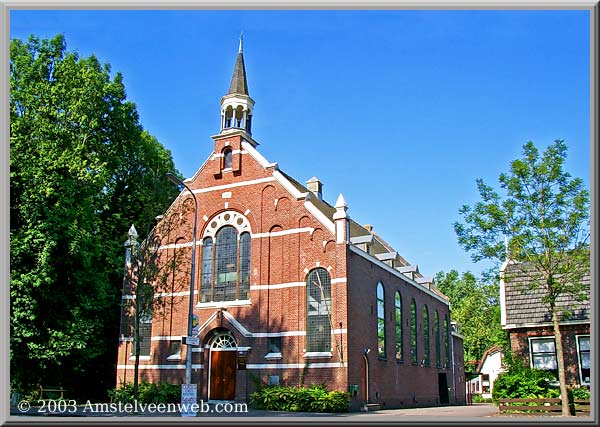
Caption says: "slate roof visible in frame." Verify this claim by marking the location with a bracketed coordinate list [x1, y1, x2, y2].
[502, 261, 590, 328]
[228, 50, 249, 96]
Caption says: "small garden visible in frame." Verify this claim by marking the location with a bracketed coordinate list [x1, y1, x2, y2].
[108, 381, 181, 404]
[250, 383, 350, 413]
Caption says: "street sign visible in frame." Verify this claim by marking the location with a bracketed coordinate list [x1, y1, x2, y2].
[182, 336, 199, 346]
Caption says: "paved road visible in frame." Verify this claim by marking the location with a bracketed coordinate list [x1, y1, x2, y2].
[9, 403, 592, 421]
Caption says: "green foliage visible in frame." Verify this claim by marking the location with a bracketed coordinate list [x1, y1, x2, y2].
[10, 34, 180, 401]
[569, 386, 590, 400]
[249, 384, 349, 413]
[492, 356, 558, 403]
[108, 381, 180, 404]
[472, 394, 493, 403]
[436, 269, 507, 364]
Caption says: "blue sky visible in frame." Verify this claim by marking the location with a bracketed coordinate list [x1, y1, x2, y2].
[10, 9, 591, 279]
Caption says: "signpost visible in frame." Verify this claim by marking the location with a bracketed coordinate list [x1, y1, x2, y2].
[182, 336, 199, 346]
[180, 383, 198, 417]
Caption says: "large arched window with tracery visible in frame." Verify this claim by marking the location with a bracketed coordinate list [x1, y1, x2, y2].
[306, 268, 332, 353]
[200, 212, 252, 303]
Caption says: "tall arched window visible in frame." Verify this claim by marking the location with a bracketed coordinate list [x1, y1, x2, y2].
[395, 291, 403, 361]
[223, 148, 233, 169]
[306, 268, 332, 353]
[200, 237, 214, 302]
[238, 232, 251, 299]
[410, 299, 417, 364]
[435, 310, 441, 367]
[200, 225, 251, 303]
[377, 282, 385, 358]
[444, 315, 450, 368]
[423, 305, 430, 366]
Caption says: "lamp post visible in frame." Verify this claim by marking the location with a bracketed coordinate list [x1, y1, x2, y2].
[166, 173, 198, 385]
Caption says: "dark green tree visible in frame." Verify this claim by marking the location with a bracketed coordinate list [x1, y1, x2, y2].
[454, 140, 590, 416]
[10, 34, 180, 400]
[435, 269, 506, 366]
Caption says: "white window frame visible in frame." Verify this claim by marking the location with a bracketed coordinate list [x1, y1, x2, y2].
[528, 336, 557, 371]
[576, 334, 590, 386]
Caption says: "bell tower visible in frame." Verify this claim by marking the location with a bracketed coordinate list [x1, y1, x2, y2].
[220, 35, 255, 136]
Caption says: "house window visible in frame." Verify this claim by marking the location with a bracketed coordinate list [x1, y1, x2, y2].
[135, 313, 152, 357]
[577, 335, 590, 385]
[410, 299, 417, 364]
[435, 310, 441, 367]
[395, 291, 403, 361]
[482, 374, 490, 393]
[377, 282, 386, 358]
[223, 148, 232, 169]
[200, 227, 251, 303]
[167, 341, 181, 360]
[530, 337, 557, 378]
[306, 268, 332, 353]
[423, 305, 430, 366]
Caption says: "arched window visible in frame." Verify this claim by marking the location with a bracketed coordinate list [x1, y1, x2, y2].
[395, 291, 403, 361]
[444, 315, 450, 368]
[377, 282, 385, 358]
[423, 305, 430, 366]
[435, 310, 441, 367]
[410, 299, 417, 364]
[306, 268, 331, 353]
[201, 237, 214, 302]
[223, 148, 233, 169]
[200, 225, 251, 303]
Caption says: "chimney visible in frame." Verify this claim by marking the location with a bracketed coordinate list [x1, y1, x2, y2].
[306, 177, 323, 201]
[364, 224, 373, 233]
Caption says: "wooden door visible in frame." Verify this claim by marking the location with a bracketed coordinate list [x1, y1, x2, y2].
[209, 351, 237, 400]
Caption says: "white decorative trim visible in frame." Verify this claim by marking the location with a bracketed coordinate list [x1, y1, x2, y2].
[499, 258, 510, 326]
[117, 364, 204, 370]
[189, 176, 276, 195]
[264, 353, 283, 360]
[196, 311, 220, 336]
[252, 227, 313, 239]
[273, 170, 309, 200]
[166, 354, 181, 361]
[303, 352, 333, 359]
[303, 200, 336, 235]
[575, 335, 590, 385]
[203, 210, 251, 238]
[221, 310, 253, 337]
[129, 356, 151, 362]
[241, 140, 277, 169]
[155, 291, 193, 298]
[502, 320, 590, 330]
[192, 347, 205, 353]
[349, 245, 450, 305]
[196, 299, 252, 309]
[246, 362, 344, 369]
[119, 337, 133, 342]
[253, 331, 305, 338]
[151, 336, 183, 341]
[250, 278, 346, 290]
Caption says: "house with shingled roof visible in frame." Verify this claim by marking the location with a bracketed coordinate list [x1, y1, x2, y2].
[500, 260, 590, 387]
[117, 38, 466, 411]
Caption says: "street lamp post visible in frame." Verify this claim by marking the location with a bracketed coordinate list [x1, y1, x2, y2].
[166, 173, 198, 385]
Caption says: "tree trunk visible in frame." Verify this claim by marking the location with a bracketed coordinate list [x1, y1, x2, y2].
[551, 306, 571, 416]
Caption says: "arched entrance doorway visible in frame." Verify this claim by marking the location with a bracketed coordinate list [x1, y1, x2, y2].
[208, 332, 237, 401]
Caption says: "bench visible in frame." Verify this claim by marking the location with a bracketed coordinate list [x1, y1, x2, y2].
[38, 385, 66, 401]
[498, 398, 563, 414]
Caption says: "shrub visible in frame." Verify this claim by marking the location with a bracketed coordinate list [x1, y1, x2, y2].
[108, 381, 180, 404]
[492, 366, 558, 403]
[250, 384, 349, 413]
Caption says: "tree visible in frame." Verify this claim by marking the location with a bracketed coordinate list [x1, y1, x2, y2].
[10, 34, 180, 400]
[454, 140, 590, 415]
[435, 269, 506, 366]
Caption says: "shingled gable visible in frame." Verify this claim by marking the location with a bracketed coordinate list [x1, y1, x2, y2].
[500, 260, 590, 329]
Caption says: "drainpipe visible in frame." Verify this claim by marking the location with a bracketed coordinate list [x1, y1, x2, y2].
[450, 327, 456, 403]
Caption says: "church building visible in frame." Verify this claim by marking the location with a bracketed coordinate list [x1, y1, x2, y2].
[116, 39, 466, 411]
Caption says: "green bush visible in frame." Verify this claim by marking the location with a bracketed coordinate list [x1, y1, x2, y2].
[108, 381, 180, 404]
[569, 386, 590, 400]
[492, 364, 558, 403]
[250, 384, 349, 413]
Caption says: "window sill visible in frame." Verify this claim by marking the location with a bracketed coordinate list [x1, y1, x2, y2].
[196, 299, 251, 309]
[303, 352, 332, 359]
[265, 352, 282, 360]
[129, 355, 151, 362]
[166, 354, 181, 361]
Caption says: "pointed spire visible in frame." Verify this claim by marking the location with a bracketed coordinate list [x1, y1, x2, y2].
[335, 193, 348, 209]
[228, 36, 249, 96]
[239, 32, 243, 53]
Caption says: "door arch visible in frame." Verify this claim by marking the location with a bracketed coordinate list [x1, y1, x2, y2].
[208, 332, 237, 401]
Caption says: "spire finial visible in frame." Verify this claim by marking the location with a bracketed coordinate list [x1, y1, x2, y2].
[239, 32, 243, 53]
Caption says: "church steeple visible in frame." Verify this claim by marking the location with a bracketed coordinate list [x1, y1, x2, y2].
[221, 35, 254, 135]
